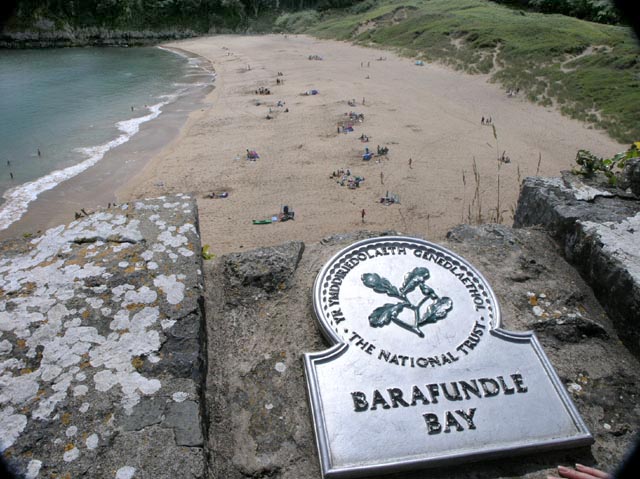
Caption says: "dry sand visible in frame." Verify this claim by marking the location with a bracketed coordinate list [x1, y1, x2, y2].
[119, 34, 625, 255]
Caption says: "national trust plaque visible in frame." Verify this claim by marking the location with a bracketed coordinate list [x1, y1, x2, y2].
[304, 236, 593, 478]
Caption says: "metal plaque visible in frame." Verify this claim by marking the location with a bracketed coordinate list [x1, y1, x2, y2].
[304, 236, 593, 478]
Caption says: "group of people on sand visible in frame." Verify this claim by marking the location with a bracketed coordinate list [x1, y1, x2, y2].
[331, 168, 351, 178]
[255, 86, 271, 95]
[266, 100, 289, 120]
[481, 116, 493, 125]
[331, 168, 365, 189]
[347, 111, 365, 122]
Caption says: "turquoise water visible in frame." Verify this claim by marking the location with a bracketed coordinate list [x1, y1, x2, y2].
[0, 46, 213, 230]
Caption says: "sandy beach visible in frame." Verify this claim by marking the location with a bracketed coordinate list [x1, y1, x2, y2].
[117, 34, 624, 255]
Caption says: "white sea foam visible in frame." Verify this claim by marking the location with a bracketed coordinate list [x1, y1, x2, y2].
[173, 82, 214, 88]
[0, 102, 165, 231]
[157, 46, 189, 59]
[0, 47, 213, 232]
[158, 46, 215, 76]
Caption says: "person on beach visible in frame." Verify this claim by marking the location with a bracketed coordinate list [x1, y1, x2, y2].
[380, 172, 384, 184]
[361, 209, 366, 223]
[481, 116, 485, 125]
[409, 157, 412, 169]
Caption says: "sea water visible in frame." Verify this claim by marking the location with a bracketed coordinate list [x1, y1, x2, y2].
[0, 46, 214, 230]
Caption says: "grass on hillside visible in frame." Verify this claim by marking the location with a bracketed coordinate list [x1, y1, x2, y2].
[278, 0, 640, 143]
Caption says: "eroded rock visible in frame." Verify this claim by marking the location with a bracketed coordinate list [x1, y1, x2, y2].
[514, 173, 640, 358]
[0, 195, 206, 478]
[223, 241, 304, 293]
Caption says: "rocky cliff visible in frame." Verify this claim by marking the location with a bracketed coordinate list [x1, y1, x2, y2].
[0, 28, 196, 48]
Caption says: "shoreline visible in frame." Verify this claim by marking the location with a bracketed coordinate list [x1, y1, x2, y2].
[2, 34, 625, 251]
[117, 34, 625, 256]
[0, 47, 215, 240]
[115, 46, 219, 203]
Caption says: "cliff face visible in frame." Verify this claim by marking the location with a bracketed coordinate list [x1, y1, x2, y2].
[0, 28, 197, 48]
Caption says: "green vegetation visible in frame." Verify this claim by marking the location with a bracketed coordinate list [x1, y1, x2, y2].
[283, 0, 639, 143]
[489, 1, 622, 25]
[573, 142, 640, 184]
[4, 0, 362, 32]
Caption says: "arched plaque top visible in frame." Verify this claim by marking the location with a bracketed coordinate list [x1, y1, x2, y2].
[313, 236, 501, 358]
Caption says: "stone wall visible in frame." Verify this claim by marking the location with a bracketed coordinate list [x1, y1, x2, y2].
[0, 195, 206, 478]
[514, 172, 640, 358]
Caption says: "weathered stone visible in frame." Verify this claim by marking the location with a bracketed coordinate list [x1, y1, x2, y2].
[0, 195, 206, 478]
[618, 158, 640, 196]
[165, 400, 204, 447]
[158, 336, 203, 379]
[205, 228, 640, 479]
[514, 174, 638, 232]
[514, 173, 640, 358]
[224, 241, 304, 293]
[88, 426, 204, 479]
[121, 397, 166, 432]
[531, 315, 609, 342]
